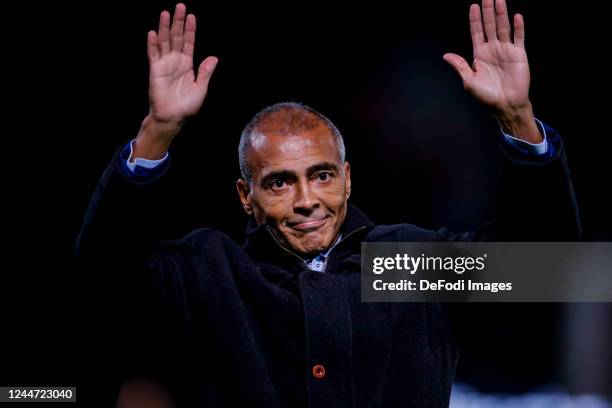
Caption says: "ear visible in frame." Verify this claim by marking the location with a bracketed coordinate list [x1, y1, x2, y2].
[343, 161, 351, 200]
[236, 178, 253, 215]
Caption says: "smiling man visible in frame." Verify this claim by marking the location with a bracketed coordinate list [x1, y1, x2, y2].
[236, 104, 351, 258]
[77, 1, 581, 407]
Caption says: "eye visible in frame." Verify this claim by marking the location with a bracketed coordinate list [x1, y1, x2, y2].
[268, 178, 287, 191]
[316, 171, 333, 182]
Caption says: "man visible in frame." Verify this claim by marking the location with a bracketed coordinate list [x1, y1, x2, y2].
[77, 1, 580, 406]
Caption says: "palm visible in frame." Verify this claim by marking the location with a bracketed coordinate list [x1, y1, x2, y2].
[444, 0, 530, 111]
[150, 53, 204, 121]
[147, 4, 218, 124]
[470, 39, 529, 110]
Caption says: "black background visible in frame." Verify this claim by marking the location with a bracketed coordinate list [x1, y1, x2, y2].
[4, 0, 611, 402]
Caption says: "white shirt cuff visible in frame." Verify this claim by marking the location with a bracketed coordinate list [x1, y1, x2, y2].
[125, 139, 169, 172]
[501, 118, 548, 155]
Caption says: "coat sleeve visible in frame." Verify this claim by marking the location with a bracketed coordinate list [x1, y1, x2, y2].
[438, 123, 582, 242]
[75, 143, 199, 321]
[76, 143, 172, 268]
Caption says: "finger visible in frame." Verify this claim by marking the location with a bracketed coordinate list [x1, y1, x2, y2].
[513, 13, 525, 48]
[158, 10, 171, 54]
[182, 14, 196, 58]
[443, 53, 474, 85]
[197, 56, 218, 87]
[147, 31, 160, 63]
[495, 0, 511, 42]
[469, 4, 485, 48]
[170, 3, 187, 52]
[481, 0, 497, 41]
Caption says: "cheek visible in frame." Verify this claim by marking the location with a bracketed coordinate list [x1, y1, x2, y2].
[319, 183, 347, 208]
[252, 193, 293, 223]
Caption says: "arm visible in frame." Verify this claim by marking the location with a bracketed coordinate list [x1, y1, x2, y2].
[76, 3, 218, 268]
[441, 0, 581, 241]
[443, 0, 539, 144]
[134, 3, 217, 161]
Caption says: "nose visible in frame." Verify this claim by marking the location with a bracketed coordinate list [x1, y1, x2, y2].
[293, 179, 320, 214]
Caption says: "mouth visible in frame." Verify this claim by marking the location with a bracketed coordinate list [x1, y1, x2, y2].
[289, 216, 328, 232]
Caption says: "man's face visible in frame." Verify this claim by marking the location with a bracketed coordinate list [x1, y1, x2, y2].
[237, 125, 351, 256]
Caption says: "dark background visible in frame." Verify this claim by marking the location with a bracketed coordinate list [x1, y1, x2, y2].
[4, 0, 611, 403]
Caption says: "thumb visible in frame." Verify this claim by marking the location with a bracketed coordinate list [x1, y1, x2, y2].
[443, 53, 473, 85]
[197, 56, 219, 88]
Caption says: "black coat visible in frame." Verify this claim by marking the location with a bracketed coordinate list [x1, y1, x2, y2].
[76, 126, 580, 407]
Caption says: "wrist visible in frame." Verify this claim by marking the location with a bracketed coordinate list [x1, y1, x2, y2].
[493, 103, 542, 144]
[133, 115, 182, 161]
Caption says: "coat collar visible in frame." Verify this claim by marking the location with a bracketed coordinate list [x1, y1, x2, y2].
[242, 202, 374, 264]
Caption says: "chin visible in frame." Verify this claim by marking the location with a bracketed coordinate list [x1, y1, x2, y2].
[294, 234, 332, 255]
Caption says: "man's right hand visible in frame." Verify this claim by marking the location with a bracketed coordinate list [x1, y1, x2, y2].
[134, 3, 218, 161]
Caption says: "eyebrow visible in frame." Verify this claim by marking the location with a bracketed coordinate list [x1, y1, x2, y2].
[306, 162, 339, 177]
[260, 162, 339, 187]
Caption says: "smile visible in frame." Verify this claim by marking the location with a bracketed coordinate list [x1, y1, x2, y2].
[290, 217, 328, 232]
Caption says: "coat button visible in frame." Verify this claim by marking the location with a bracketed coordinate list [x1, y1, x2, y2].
[312, 364, 326, 379]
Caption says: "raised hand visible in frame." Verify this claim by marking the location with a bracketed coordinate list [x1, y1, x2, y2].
[134, 3, 218, 159]
[148, 3, 217, 124]
[444, 0, 541, 143]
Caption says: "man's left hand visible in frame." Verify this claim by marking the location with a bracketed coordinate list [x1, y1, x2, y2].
[444, 0, 542, 143]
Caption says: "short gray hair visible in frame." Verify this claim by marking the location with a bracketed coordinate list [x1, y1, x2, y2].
[238, 102, 346, 185]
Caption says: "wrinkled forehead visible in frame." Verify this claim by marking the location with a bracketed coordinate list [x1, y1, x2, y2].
[248, 127, 341, 173]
